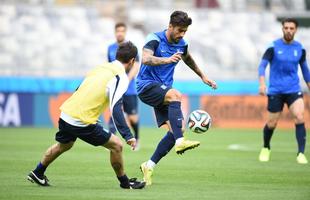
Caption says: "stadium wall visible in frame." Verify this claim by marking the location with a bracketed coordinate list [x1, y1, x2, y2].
[1, 77, 310, 128]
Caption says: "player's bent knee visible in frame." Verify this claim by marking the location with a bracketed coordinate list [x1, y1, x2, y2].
[294, 114, 304, 124]
[267, 121, 277, 129]
[166, 89, 182, 102]
[109, 136, 123, 153]
[114, 141, 123, 153]
[267, 123, 277, 129]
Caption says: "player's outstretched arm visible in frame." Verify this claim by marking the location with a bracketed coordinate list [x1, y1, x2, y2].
[108, 74, 136, 150]
[112, 99, 136, 150]
[182, 53, 217, 89]
[142, 48, 182, 66]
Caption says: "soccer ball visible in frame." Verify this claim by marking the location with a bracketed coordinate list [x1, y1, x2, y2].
[187, 110, 211, 133]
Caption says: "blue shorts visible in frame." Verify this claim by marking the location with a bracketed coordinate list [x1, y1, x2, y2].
[267, 92, 303, 113]
[123, 95, 138, 115]
[55, 118, 111, 146]
[138, 82, 171, 127]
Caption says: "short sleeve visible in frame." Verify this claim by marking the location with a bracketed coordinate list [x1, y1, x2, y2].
[262, 47, 274, 61]
[144, 40, 159, 52]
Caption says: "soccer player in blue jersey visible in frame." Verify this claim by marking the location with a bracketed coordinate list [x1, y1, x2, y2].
[258, 18, 310, 164]
[137, 11, 217, 185]
[27, 42, 145, 189]
[107, 22, 141, 149]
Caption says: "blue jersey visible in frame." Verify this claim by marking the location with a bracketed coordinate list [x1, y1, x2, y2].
[107, 42, 138, 95]
[258, 38, 310, 95]
[136, 30, 188, 94]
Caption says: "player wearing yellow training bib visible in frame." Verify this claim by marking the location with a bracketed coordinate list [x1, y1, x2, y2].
[60, 61, 129, 126]
[27, 42, 145, 189]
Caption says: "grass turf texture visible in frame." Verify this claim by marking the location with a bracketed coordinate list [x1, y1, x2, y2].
[0, 127, 309, 200]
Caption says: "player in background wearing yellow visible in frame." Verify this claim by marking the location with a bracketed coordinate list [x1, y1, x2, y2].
[107, 22, 141, 150]
[258, 18, 310, 164]
[27, 42, 145, 189]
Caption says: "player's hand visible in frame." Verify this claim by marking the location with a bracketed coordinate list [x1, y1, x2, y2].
[166, 53, 182, 63]
[259, 84, 266, 96]
[126, 138, 137, 150]
[202, 76, 217, 89]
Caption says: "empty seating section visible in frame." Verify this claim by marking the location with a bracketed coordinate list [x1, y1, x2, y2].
[0, 3, 310, 81]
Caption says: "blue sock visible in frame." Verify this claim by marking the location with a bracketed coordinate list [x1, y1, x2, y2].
[150, 131, 175, 164]
[168, 101, 183, 140]
[263, 124, 274, 149]
[33, 162, 47, 176]
[109, 117, 117, 134]
[295, 123, 306, 153]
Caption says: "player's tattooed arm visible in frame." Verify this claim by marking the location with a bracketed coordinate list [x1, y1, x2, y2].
[142, 48, 181, 66]
[182, 53, 204, 78]
[182, 53, 217, 89]
[142, 48, 167, 65]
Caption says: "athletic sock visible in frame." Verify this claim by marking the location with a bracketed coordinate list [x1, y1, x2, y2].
[33, 162, 47, 177]
[263, 124, 274, 149]
[117, 174, 130, 188]
[131, 121, 139, 140]
[175, 138, 184, 146]
[168, 101, 184, 140]
[150, 131, 175, 164]
[295, 123, 306, 153]
[146, 160, 156, 169]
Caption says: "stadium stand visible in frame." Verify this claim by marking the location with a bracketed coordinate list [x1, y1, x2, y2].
[0, 1, 310, 82]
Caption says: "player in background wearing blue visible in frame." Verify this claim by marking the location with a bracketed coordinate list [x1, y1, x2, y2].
[258, 18, 310, 164]
[107, 22, 141, 149]
[137, 11, 217, 185]
[27, 42, 145, 189]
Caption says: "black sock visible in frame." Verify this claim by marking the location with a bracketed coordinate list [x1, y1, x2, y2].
[33, 162, 47, 177]
[117, 174, 129, 188]
[168, 101, 183, 140]
[150, 131, 175, 164]
[263, 124, 274, 149]
[131, 122, 139, 140]
[295, 123, 306, 153]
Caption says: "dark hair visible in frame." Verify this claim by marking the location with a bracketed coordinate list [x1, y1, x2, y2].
[169, 10, 192, 27]
[282, 18, 299, 28]
[115, 22, 127, 30]
[116, 41, 137, 63]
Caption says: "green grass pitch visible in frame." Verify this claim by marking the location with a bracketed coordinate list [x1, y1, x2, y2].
[0, 127, 309, 200]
